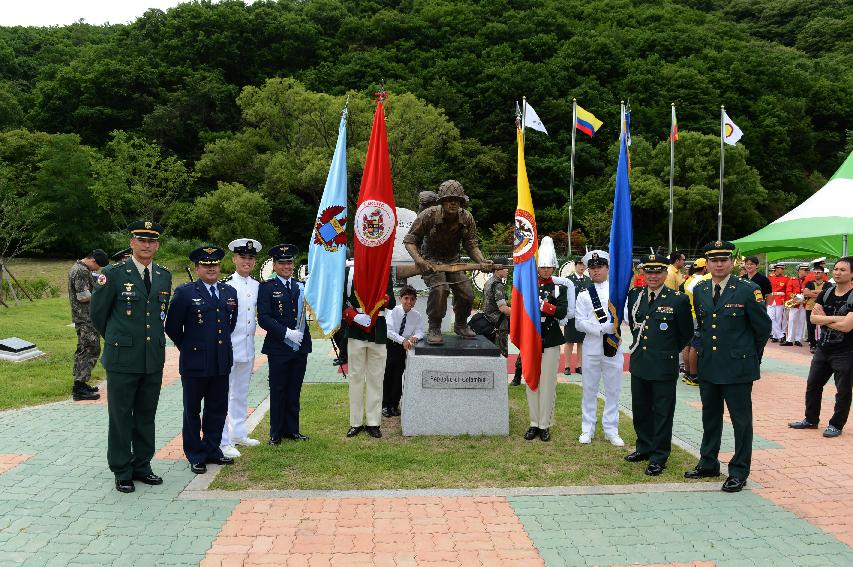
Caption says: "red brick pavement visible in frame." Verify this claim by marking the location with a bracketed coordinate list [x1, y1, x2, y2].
[202, 496, 543, 567]
[0, 453, 32, 474]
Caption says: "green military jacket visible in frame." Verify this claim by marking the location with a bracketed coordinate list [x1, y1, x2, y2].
[90, 259, 173, 374]
[694, 276, 771, 384]
[343, 267, 396, 344]
[540, 279, 568, 349]
[627, 286, 693, 380]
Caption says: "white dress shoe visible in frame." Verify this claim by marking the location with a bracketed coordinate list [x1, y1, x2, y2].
[235, 438, 261, 447]
[221, 445, 241, 458]
[578, 432, 593, 444]
[606, 435, 625, 447]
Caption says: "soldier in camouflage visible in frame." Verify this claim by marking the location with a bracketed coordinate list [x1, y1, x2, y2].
[68, 249, 109, 401]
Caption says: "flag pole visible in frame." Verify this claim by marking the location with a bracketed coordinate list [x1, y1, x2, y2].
[668, 103, 675, 254]
[568, 98, 577, 258]
[521, 96, 527, 143]
[718, 105, 725, 241]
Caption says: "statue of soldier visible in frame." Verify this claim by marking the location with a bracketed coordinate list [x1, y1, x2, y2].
[403, 180, 492, 345]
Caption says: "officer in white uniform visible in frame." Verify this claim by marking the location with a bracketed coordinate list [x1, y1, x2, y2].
[574, 250, 625, 446]
[220, 238, 262, 458]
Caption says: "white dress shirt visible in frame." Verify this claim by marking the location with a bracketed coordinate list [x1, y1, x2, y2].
[385, 305, 425, 345]
[575, 280, 614, 356]
[225, 273, 260, 363]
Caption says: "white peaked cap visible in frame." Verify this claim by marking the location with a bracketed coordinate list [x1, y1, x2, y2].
[538, 236, 558, 268]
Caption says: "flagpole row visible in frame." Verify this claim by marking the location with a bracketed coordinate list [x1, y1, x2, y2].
[718, 105, 725, 241]
[568, 98, 576, 258]
[669, 103, 675, 254]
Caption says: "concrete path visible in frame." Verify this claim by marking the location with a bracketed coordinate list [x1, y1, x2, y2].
[1, 336, 852, 566]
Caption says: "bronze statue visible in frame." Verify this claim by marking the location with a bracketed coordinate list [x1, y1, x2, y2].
[403, 180, 493, 345]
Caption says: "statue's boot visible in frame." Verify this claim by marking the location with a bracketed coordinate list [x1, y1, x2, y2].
[427, 327, 444, 345]
[454, 322, 477, 340]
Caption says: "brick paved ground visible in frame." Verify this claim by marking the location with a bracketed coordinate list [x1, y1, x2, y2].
[1, 333, 852, 566]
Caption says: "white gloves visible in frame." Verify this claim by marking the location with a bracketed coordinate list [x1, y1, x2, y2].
[285, 328, 304, 345]
[353, 313, 372, 328]
[600, 321, 615, 334]
[796, 294, 804, 301]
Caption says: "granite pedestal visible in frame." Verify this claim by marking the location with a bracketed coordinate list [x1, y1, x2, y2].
[0, 337, 45, 362]
[401, 335, 508, 436]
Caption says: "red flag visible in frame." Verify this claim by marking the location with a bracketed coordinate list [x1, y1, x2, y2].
[353, 99, 396, 319]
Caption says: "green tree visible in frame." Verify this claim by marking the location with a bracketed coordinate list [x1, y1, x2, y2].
[191, 181, 278, 246]
[91, 130, 197, 228]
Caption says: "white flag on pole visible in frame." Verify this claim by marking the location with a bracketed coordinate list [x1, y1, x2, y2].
[523, 101, 548, 134]
[722, 111, 743, 145]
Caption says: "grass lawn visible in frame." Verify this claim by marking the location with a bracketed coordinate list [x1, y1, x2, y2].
[0, 297, 98, 410]
[212, 383, 696, 491]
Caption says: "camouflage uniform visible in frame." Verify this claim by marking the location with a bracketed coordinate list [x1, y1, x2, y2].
[68, 260, 100, 385]
[482, 274, 510, 356]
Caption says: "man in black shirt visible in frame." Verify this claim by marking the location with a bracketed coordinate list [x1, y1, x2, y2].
[803, 266, 829, 353]
[789, 257, 853, 438]
[743, 256, 772, 301]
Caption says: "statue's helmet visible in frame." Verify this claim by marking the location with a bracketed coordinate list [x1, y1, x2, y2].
[418, 190, 439, 206]
[437, 180, 469, 204]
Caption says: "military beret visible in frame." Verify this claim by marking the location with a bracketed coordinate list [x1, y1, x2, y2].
[702, 240, 735, 259]
[128, 220, 163, 240]
[228, 238, 262, 257]
[268, 243, 298, 262]
[640, 253, 668, 273]
[190, 245, 225, 265]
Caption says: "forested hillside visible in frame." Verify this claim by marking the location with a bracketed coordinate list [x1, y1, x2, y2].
[0, 0, 850, 256]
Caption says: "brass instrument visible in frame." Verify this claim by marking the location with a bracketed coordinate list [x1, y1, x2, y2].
[785, 296, 804, 308]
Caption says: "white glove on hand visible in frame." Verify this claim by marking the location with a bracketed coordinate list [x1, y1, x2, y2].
[353, 313, 372, 328]
[600, 321, 615, 334]
[796, 294, 804, 301]
[285, 328, 304, 345]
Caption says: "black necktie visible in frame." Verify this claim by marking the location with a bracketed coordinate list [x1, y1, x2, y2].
[143, 267, 151, 295]
[649, 291, 656, 305]
[398, 312, 408, 335]
[713, 284, 721, 305]
[285, 280, 291, 293]
[209, 285, 217, 300]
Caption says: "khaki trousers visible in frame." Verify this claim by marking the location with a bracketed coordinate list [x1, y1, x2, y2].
[348, 338, 386, 427]
[526, 346, 561, 428]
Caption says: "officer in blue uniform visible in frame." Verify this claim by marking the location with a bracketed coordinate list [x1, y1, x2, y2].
[257, 244, 312, 445]
[165, 246, 238, 474]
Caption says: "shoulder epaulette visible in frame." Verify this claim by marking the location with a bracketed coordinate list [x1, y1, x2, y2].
[220, 274, 234, 283]
[155, 263, 170, 273]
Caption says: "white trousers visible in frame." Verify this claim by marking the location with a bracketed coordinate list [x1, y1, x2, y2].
[348, 339, 386, 427]
[787, 307, 806, 343]
[768, 305, 786, 339]
[526, 346, 560, 429]
[581, 350, 624, 437]
[221, 360, 254, 448]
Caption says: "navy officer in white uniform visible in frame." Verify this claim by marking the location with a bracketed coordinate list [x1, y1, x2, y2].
[220, 238, 262, 459]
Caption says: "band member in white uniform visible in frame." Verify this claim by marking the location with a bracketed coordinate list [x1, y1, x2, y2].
[220, 238, 262, 458]
[574, 250, 625, 447]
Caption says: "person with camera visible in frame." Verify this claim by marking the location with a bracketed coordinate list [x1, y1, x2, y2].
[789, 257, 853, 438]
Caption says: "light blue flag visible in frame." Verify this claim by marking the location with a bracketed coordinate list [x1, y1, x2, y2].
[606, 106, 634, 353]
[305, 109, 348, 336]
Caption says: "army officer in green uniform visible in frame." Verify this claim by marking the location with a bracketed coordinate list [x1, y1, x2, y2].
[684, 240, 771, 493]
[91, 221, 172, 494]
[625, 254, 693, 476]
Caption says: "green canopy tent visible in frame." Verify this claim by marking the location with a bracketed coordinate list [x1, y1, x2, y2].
[734, 151, 853, 261]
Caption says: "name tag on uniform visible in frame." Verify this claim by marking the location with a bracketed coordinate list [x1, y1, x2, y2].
[656, 306, 674, 313]
[725, 303, 744, 308]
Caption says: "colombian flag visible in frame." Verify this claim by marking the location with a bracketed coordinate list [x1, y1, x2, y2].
[575, 104, 603, 138]
[510, 127, 543, 390]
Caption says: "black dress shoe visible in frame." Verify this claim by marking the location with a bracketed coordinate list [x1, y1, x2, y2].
[346, 426, 363, 437]
[392, 406, 401, 417]
[624, 451, 649, 462]
[539, 428, 551, 442]
[115, 479, 135, 493]
[788, 419, 819, 429]
[576, 367, 582, 375]
[645, 463, 664, 476]
[190, 463, 207, 474]
[684, 466, 721, 479]
[563, 367, 571, 376]
[794, 341, 803, 347]
[208, 456, 234, 465]
[365, 426, 382, 438]
[523, 427, 540, 441]
[381, 407, 393, 418]
[780, 341, 793, 346]
[770, 338, 779, 343]
[286, 433, 309, 441]
[268, 437, 282, 445]
[132, 473, 163, 485]
[721, 476, 747, 493]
